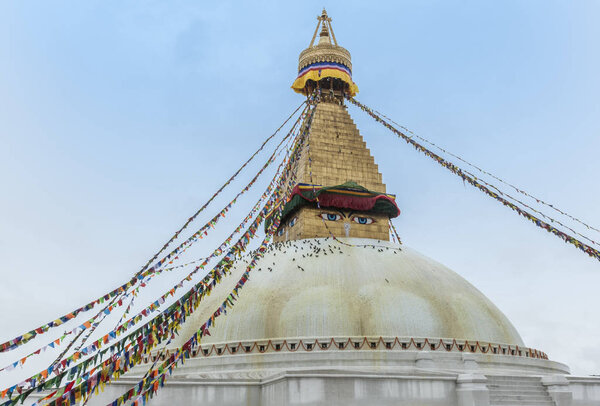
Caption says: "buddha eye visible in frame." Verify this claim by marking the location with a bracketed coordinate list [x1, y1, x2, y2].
[277, 228, 285, 236]
[319, 213, 342, 221]
[352, 216, 374, 225]
[289, 217, 297, 227]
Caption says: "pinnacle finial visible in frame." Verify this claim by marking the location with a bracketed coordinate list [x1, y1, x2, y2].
[318, 17, 330, 44]
[319, 8, 331, 24]
[309, 8, 336, 47]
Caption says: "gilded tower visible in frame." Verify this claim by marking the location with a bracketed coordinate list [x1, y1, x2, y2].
[275, 9, 400, 242]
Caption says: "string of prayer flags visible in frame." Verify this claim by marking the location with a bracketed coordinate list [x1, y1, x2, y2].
[7, 167, 296, 406]
[132, 101, 308, 281]
[105, 173, 292, 406]
[0, 110, 308, 386]
[147, 105, 307, 276]
[108, 104, 308, 329]
[371, 106, 600, 236]
[356, 102, 599, 249]
[0, 281, 138, 353]
[0, 102, 307, 356]
[462, 169, 600, 248]
[0, 104, 315, 406]
[349, 97, 600, 263]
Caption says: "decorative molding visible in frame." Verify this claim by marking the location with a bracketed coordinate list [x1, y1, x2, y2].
[143, 336, 548, 364]
[298, 45, 352, 72]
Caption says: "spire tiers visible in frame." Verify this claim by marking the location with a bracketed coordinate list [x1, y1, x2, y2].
[273, 102, 397, 243]
[292, 9, 358, 98]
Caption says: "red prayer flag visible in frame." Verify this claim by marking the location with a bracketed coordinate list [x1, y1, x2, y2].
[64, 381, 75, 393]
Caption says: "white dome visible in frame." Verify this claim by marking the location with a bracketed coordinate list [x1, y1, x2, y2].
[174, 238, 523, 347]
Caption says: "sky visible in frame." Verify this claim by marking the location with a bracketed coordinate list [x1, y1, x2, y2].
[1, 0, 599, 390]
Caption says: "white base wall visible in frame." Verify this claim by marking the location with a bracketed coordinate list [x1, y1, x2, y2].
[569, 377, 600, 406]
[26, 349, 600, 406]
[91, 371, 459, 406]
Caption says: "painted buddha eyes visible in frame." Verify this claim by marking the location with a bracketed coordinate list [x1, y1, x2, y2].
[320, 213, 342, 221]
[277, 217, 298, 237]
[318, 212, 375, 224]
[352, 216, 374, 225]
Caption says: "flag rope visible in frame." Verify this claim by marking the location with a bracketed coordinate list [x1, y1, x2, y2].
[368, 104, 600, 235]
[0, 103, 313, 406]
[102, 100, 315, 406]
[348, 96, 600, 263]
[0, 101, 306, 355]
[0, 105, 308, 378]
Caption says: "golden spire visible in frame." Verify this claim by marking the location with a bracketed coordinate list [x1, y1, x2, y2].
[275, 11, 396, 243]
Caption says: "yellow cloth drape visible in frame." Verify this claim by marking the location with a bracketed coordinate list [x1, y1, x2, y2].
[291, 68, 359, 96]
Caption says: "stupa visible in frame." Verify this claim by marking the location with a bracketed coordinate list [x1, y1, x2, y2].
[87, 9, 599, 406]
